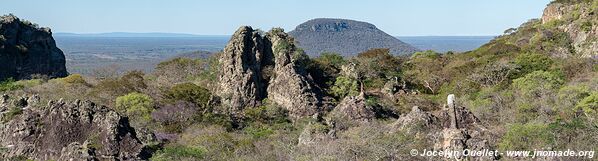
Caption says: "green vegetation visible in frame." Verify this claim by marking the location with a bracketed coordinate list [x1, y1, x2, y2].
[164, 83, 211, 107]
[499, 123, 554, 150]
[514, 53, 553, 76]
[60, 74, 87, 84]
[151, 145, 205, 161]
[1, 107, 23, 123]
[577, 92, 598, 122]
[4, 4, 598, 159]
[513, 71, 564, 97]
[115, 92, 154, 123]
[0, 78, 24, 92]
[330, 76, 359, 98]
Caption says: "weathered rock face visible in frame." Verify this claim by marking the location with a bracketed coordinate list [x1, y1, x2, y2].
[266, 29, 321, 118]
[540, 2, 598, 58]
[217, 27, 321, 118]
[0, 96, 146, 160]
[217, 26, 267, 114]
[330, 93, 375, 122]
[391, 95, 494, 160]
[0, 14, 68, 81]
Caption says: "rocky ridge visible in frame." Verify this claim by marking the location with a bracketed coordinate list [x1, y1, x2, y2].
[542, 1, 598, 57]
[0, 14, 68, 81]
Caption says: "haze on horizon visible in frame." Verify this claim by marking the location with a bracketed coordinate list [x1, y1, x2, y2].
[2, 0, 551, 36]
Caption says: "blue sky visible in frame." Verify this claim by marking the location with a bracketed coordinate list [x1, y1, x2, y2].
[1, 0, 551, 36]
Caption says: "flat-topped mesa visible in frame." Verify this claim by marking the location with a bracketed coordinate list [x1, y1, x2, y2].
[217, 26, 267, 114]
[0, 14, 68, 81]
[216, 27, 321, 119]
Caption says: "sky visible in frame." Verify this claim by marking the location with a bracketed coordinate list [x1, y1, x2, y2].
[1, 0, 552, 36]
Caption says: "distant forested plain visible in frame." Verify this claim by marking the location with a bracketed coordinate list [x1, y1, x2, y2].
[54, 35, 492, 75]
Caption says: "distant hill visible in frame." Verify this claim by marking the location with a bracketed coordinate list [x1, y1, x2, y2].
[289, 18, 420, 57]
[54, 32, 226, 38]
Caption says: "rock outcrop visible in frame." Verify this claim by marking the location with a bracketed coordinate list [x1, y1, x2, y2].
[289, 18, 419, 57]
[539, 1, 597, 57]
[391, 94, 495, 160]
[217, 27, 321, 119]
[0, 14, 68, 81]
[217, 26, 267, 114]
[265, 29, 321, 118]
[330, 93, 375, 122]
[0, 95, 146, 160]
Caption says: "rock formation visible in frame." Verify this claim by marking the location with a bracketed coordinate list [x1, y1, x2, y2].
[539, 1, 597, 57]
[0, 95, 147, 160]
[288, 18, 419, 57]
[391, 94, 494, 160]
[265, 29, 321, 118]
[217, 26, 267, 114]
[330, 93, 375, 122]
[0, 14, 68, 81]
[217, 27, 321, 119]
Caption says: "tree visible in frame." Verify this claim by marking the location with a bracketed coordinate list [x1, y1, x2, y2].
[164, 83, 212, 110]
[115, 92, 154, 124]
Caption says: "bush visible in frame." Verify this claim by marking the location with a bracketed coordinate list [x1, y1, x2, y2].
[60, 74, 87, 84]
[151, 145, 205, 161]
[164, 83, 211, 108]
[92, 70, 147, 101]
[307, 52, 346, 90]
[154, 58, 205, 84]
[514, 53, 553, 77]
[513, 71, 564, 97]
[152, 101, 198, 133]
[243, 100, 289, 125]
[115, 92, 154, 123]
[499, 123, 554, 150]
[577, 92, 598, 122]
[330, 76, 359, 98]
[354, 48, 401, 79]
[0, 78, 24, 92]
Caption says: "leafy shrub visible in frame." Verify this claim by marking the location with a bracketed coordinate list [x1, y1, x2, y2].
[499, 123, 554, 150]
[513, 71, 564, 97]
[165, 83, 211, 108]
[330, 76, 359, 98]
[580, 21, 593, 32]
[14, 79, 43, 88]
[354, 48, 401, 80]
[92, 70, 147, 101]
[557, 85, 591, 119]
[307, 52, 346, 90]
[115, 92, 154, 123]
[243, 101, 289, 125]
[577, 92, 598, 122]
[151, 145, 205, 161]
[60, 74, 87, 84]
[514, 53, 553, 77]
[154, 58, 205, 84]
[0, 78, 24, 92]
